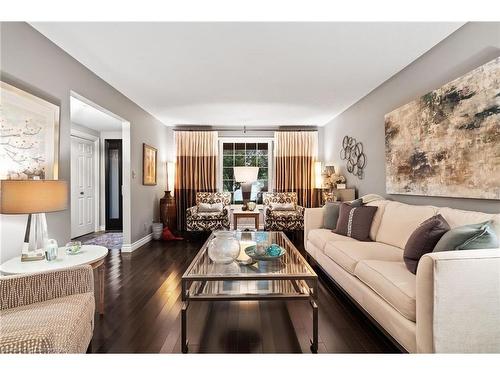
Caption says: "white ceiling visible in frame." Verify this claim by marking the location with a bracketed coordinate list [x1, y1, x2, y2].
[70, 96, 122, 131]
[33, 22, 463, 127]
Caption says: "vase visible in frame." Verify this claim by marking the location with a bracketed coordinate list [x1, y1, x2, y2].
[160, 191, 177, 229]
[152, 222, 163, 240]
[207, 231, 240, 264]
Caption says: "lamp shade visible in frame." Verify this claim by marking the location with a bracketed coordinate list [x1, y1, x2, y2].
[233, 167, 259, 183]
[0, 180, 68, 214]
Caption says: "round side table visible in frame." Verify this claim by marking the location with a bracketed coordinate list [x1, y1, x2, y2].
[0, 245, 108, 315]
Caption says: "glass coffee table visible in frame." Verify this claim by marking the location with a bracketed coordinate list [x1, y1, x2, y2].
[181, 231, 318, 353]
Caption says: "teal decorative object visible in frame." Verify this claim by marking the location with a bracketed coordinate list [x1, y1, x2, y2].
[266, 244, 282, 257]
[244, 244, 285, 261]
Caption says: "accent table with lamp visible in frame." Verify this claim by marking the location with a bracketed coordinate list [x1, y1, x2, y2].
[0, 244, 108, 315]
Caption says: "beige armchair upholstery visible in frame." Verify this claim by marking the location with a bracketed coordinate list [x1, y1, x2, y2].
[0, 266, 95, 353]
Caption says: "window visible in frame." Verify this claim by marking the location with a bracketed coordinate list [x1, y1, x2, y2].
[220, 139, 272, 203]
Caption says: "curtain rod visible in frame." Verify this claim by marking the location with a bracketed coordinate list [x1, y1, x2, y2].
[172, 126, 319, 132]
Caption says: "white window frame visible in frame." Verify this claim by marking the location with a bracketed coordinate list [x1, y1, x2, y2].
[218, 137, 274, 197]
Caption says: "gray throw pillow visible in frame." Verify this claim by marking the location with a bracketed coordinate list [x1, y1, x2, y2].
[403, 214, 450, 274]
[433, 221, 499, 252]
[333, 203, 377, 241]
[323, 202, 341, 230]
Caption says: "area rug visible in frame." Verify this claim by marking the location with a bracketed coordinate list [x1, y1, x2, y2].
[78, 232, 123, 250]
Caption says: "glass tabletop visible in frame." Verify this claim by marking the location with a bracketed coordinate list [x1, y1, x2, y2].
[183, 231, 316, 281]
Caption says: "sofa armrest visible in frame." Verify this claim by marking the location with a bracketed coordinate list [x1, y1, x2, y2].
[0, 265, 94, 310]
[304, 207, 324, 249]
[416, 249, 500, 353]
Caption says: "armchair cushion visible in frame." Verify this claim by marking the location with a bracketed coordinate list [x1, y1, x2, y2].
[0, 292, 95, 353]
[186, 193, 231, 231]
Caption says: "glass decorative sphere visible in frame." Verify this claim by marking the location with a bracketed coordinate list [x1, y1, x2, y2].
[208, 231, 241, 264]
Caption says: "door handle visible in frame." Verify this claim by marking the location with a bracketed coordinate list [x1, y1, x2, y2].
[80, 192, 84, 195]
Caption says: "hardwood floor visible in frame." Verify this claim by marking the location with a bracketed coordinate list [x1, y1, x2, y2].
[89, 232, 399, 353]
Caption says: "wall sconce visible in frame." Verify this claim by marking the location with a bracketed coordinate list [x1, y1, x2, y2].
[167, 161, 176, 192]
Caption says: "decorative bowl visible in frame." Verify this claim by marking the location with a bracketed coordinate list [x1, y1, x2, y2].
[208, 231, 240, 264]
[245, 244, 285, 261]
[65, 241, 82, 255]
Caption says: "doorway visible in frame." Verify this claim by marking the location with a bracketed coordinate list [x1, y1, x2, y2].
[69, 93, 131, 251]
[105, 139, 123, 230]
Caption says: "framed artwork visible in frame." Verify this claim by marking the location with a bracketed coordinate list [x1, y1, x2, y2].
[143, 143, 157, 186]
[385, 56, 500, 200]
[0, 81, 60, 180]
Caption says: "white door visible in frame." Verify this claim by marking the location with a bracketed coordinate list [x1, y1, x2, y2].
[71, 136, 95, 238]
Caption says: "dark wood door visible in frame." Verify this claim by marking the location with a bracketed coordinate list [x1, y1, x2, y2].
[105, 139, 123, 230]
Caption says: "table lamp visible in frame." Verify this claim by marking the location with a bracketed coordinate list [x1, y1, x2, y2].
[233, 166, 259, 210]
[0, 180, 68, 261]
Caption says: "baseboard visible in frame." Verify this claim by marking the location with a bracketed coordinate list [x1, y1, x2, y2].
[99, 225, 106, 231]
[121, 233, 152, 253]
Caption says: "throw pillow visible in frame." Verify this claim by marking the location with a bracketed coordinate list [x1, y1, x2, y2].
[198, 202, 223, 212]
[333, 203, 378, 241]
[350, 198, 364, 207]
[433, 221, 499, 252]
[270, 202, 295, 211]
[323, 202, 341, 230]
[403, 214, 450, 274]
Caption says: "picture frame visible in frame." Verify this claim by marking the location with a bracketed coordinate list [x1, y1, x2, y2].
[143, 143, 157, 185]
[0, 81, 60, 180]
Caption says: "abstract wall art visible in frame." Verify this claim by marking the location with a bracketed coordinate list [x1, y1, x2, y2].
[143, 143, 157, 186]
[384, 57, 500, 200]
[0, 81, 60, 180]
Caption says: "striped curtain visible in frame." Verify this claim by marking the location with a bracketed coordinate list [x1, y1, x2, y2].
[175, 131, 218, 230]
[274, 131, 318, 208]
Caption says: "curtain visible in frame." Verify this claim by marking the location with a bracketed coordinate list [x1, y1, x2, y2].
[274, 131, 318, 208]
[175, 131, 218, 230]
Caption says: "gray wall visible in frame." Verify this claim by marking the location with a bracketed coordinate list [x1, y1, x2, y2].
[323, 22, 500, 214]
[0, 22, 175, 262]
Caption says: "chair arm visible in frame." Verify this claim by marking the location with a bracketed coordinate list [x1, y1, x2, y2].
[186, 206, 197, 218]
[304, 207, 324, 249]
[416, 249, 500, 353]
[0, 265, 94, 310]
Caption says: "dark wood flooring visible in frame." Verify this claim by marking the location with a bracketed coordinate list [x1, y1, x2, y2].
[89, 232, 399, 353]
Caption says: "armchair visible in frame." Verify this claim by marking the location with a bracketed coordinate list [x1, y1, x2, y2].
[186, 192, 232, 231]
[263, 192, 305, 231]
[0, 265, 95, 353]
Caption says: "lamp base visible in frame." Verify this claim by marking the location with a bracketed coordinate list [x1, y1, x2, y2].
[21, 213, 47, 262]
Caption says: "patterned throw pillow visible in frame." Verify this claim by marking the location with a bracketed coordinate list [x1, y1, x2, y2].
[403, 214, 450, 274]
[270, 202, 295, 211]
[333, 203, 378, 241]
[198, 202, 223, 212]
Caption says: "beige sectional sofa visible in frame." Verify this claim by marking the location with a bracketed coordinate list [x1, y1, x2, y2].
[304, 200, 500, 353]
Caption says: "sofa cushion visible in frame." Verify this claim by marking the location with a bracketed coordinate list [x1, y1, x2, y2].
[324, 240, 403, 275]
[354, 260, 416, 322]
[323, 202, 341, 230]
[403, 214, 450, 274]
[0, 292, 95, 353]
[198, 202, 223, 212]
[376, 201, 437, 249]
[437, 207, 500, 238]
[433, 221, 499, 252]
[365, 200, 390, 241]
[307, 229, 356, 251]
[334, 203, 378, 241]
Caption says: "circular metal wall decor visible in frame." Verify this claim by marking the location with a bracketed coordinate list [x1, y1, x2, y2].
[340, 136, 366, 179]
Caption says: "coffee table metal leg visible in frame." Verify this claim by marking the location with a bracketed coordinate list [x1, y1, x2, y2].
[310, 299, 318, 353]
[98, 264, 105, 315]
[181, 301, 189, 353]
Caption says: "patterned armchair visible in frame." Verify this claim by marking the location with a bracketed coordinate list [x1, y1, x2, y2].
[186, 192, 232, 231]
[0, 266, 95, 353]
[263, 192, 305, 231]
